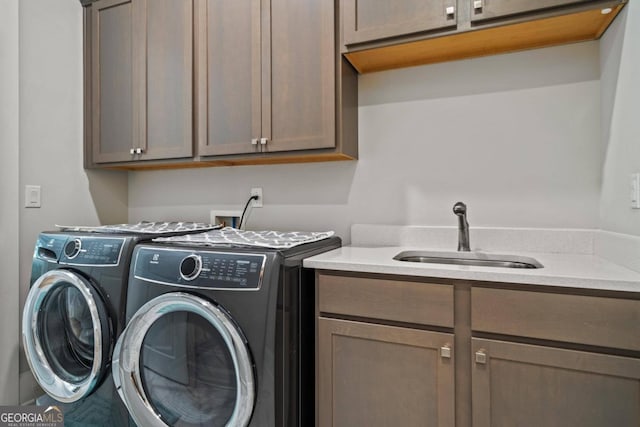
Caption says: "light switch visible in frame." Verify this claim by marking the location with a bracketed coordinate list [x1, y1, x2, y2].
[25, 185, 41, 208]
[632, 173, 640, 209]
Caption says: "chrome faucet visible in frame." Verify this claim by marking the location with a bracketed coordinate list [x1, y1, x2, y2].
[453, 202, 470, 252]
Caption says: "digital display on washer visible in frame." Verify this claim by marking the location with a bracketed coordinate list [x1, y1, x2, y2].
[134, 248, 266, 290]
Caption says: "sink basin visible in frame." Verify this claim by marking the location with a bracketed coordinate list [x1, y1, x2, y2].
[393, 250, 543, 269]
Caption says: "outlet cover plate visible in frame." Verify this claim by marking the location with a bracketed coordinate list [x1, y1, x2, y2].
[250, 188, 263, 208]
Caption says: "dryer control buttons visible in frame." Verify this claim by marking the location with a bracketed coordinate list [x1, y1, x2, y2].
[180, 255, 203, 281]
[64, 239, 82, 259]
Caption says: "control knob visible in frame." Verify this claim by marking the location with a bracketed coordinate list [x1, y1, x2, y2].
[180, 254, 202, 281]
[64, 239, 82, 259]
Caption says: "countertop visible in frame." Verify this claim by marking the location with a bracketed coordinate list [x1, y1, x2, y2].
[304, 245, 640, 293]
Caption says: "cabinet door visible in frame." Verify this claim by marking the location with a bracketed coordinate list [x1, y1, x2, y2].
[92, 0, 192, 164]
[470, 0, 593, 22]
[195, 0, 262, 156]
[91, 0, 134, 163]
[342, 0, 458, 46]
[318, 318, 455, 427]
[140, 0, 193, 160]
[472, 338, 640, 427]
[264, 0, 336, 153]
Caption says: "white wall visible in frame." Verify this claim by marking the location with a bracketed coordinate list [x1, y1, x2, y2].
[599, 3, 640, 236]
[18, 0, 128, 402]
[130, 42, 603, 243]
[0, 0, 21, 405]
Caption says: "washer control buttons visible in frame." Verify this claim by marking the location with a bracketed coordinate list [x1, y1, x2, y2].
[180, 254, 202, 281]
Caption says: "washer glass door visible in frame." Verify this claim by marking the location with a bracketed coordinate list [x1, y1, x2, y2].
[113, 292, 255, 427]
[22, 269, 112, 403]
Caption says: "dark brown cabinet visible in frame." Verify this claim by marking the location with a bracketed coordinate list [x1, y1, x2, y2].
[265, 0, 337, 154]
[83, 0, 356, 169]
[194, 0, 261, 157]
[195, 0, 341, 158]
[90, 0, 192, 164]
[342, 0, 457, 46]
[470, 286, 640, 427]
[318, 318, 455, 427]
[316, 274, 456, 427]
[471, 338, 640, 427]
[470, 0, 595, 23]
[316, 272, 640, 427]
[341, 0, 626, 73]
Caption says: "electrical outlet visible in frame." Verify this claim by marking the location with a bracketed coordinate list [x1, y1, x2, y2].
[250, 187, 263, 208]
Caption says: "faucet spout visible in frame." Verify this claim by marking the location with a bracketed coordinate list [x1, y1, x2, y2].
[453, 202, 470, 252]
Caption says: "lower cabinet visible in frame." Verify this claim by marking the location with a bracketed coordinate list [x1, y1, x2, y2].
[316, 272, 640, 427]
[317, 318, 455, 427]
[471, 338, 640, 427]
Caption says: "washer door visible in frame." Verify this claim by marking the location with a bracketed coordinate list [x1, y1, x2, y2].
[22, 269, 112, 403]
[113, 292, 255, 427]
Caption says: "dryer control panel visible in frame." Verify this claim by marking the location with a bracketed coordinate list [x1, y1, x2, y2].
[59, 237, 125, 266]
[134, 247, 267, 290]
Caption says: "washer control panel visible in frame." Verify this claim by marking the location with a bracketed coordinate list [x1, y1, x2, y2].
[135, 247, 267, 290]
[59, 237, 125, 266]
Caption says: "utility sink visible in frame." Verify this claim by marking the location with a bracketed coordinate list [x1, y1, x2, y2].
[393, 250, 543, 269]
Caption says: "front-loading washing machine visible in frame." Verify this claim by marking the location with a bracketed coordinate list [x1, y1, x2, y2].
[22, 223, 217, 426]
[112, 229, 340, 426]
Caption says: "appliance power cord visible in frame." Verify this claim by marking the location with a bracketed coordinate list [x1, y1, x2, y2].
[239, 195, 259, 230]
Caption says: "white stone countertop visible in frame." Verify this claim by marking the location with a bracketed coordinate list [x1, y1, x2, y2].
[304, 225, 640, 293]
[304, 245, 640, 294]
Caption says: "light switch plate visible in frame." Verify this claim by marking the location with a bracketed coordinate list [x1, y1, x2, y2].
[631, 173, 640, 209]
[25, 185, 41, 208]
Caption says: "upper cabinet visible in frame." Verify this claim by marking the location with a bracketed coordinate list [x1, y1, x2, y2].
[90, 0, 192, 164]
[195, 0, 340, 158]
[265, 0, 337, 154]
[194, 0, 261, 157]
[470, 0, 595, 22]
[83, 0, 357, 170]
[342, 0, 627, 73]
[342, 0, 458, 46]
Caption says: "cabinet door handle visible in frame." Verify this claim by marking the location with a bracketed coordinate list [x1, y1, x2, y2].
[475, 350, 487, 364]
[259, 137, 268, 145]
[135, 148, 144, 155]
[440, 345, 452, 359]
[251, 138, 259, 145]
[445, 5, 455, 18]
[473, 0, 483, 12]
[130, 148, 135, 155]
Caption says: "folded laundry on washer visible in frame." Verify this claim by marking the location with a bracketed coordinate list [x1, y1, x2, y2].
[154, 227, 335, 249]
[56, 221, 220, 234]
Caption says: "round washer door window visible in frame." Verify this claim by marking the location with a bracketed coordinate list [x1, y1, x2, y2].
[22, 269, 112, 403]
[113, 292, 255, 427]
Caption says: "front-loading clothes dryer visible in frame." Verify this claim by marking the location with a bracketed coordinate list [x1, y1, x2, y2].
[112, 229, 340, 427]
[22, 222, 218, 426]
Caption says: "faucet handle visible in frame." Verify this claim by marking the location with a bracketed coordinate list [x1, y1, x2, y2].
[453, 201, 467, 215]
